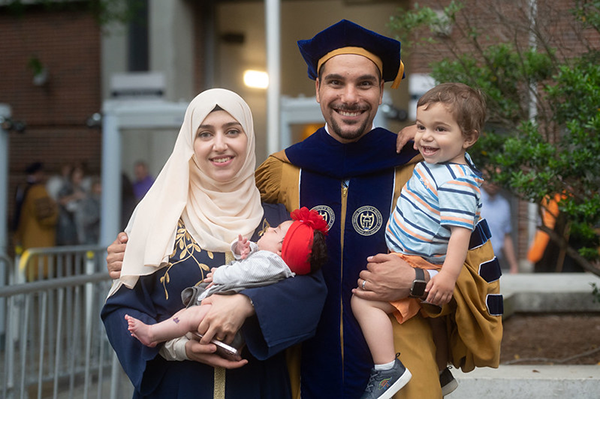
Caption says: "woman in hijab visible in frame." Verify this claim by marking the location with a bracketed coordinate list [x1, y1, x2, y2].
[101, 89, 327, 398]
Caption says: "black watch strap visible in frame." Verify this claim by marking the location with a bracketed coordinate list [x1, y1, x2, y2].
[414, 267, 425, 282]
[409, 268, 427, 299]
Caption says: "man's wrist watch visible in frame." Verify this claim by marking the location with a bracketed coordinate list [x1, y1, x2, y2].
[409, 268, 427, 299]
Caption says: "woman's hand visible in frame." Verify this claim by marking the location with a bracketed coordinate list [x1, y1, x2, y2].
[196, 294, 255, 346]
[106, 232, 128, 279]
[184, 339, 248, 369]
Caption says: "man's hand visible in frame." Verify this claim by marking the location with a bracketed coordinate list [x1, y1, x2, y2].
[106, 232, 128, 279]
[196, 294, 255, 346]
[352, 253, 428, 302]
[184, 339, 248, 369]
[396, 124, 418, 153]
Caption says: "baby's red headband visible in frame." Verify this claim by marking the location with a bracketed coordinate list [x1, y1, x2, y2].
[281, 207, 328, 275]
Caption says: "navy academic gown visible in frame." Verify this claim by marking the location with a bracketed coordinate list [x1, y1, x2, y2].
[285, 127, 420, 398]
[101, 203, 327, 398]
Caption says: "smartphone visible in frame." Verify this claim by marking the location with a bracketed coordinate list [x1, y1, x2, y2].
[194, 332, 242, 361]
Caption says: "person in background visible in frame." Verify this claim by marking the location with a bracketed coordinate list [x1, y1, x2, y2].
[121, 173, 138, 231]
[481, 181, 519, 274]
[46, 162, 72, 201]
[13, 162, 58, 280]
[132, 160, 155, 201]
[76, 176, 102, 245]
[56, 164, 88, 246]
[527, 193, 584, 273]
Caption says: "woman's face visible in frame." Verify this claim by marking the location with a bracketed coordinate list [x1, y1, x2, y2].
[193, 109, 248, 182]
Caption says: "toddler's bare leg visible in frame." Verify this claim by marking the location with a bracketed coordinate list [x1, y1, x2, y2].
[351, 295, 397, 365]
[125, 304, 211, 347]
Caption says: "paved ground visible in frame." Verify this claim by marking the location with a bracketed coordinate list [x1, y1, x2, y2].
[446, 365, 600, 399]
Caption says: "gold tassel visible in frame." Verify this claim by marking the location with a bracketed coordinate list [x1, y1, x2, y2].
[213, 367, 226, 399]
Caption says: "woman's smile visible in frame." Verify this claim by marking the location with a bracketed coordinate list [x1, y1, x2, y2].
[210, 155, 235, 165]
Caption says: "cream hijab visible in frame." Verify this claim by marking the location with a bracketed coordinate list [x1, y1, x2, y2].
[109, 89, 263, 297]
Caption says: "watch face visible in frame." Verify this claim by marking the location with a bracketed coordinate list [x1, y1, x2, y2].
[411, 281, 427, 297]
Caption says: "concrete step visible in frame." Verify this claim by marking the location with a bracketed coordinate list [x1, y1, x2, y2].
[501, 273, 600, 316]
[446, 365, 600, 399]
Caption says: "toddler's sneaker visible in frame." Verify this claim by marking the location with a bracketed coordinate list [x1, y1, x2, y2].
[361, 357, 412, 399]
[439, 367, 458, 397]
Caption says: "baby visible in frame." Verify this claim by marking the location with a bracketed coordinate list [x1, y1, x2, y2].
[125, 207, 328, 354]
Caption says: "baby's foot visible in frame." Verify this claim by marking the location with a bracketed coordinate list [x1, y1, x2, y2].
[124, 314, 157, 347]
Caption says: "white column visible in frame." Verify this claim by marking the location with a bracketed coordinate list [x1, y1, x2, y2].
[0, 104, 10, 257]
[265, 0, 281, 154]
[0, 104, 10, 344]
[100, 107, 122, 248]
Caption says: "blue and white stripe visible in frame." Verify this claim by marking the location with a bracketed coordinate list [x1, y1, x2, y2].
[386, 156, 483, 264]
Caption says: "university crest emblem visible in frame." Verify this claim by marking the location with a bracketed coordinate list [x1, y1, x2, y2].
[310, 205, 335, 231]
[352, 206, 383, 236]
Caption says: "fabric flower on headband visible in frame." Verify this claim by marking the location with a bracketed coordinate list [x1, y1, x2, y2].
[291, 207, 329, 235]
[281, 207, 328, 275]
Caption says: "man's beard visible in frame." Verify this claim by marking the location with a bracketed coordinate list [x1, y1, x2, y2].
[329, 117, 370, 142]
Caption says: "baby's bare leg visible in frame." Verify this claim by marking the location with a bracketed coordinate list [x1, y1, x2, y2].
[125, 304, 211, 347]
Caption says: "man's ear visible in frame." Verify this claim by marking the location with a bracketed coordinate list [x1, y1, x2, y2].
[315, 79, 321, 103]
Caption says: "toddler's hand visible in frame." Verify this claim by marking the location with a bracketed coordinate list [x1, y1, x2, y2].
[424, 272, 455, 306]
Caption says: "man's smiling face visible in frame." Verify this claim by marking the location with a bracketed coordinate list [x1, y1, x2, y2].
[315, 54, 384, 144]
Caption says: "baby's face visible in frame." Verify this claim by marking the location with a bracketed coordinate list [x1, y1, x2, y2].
[257, 220, 293, 254]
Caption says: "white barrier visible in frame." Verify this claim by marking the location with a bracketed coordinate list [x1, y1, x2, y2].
[0, 246, 132, 399]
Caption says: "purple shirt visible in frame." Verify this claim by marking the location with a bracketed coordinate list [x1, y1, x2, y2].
[133, 176, 154, 200]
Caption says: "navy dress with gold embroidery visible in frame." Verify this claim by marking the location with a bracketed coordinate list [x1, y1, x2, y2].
[101, 203, 327, 398]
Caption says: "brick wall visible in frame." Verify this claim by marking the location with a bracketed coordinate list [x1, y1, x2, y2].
[0, 5, 102, 239]
[404, 0, 599, 74]
[399, 0, 599, 268]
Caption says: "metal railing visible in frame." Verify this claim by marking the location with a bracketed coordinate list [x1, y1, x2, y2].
[0, 246, 132, 399]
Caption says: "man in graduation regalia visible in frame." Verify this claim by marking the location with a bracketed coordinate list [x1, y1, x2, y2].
[255, 19, 503, 399]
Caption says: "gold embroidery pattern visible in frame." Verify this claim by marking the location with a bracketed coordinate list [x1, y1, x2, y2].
[160, 215, 272, 398]
[159, 220, 213, 300]
[257, 216, 272, 238]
